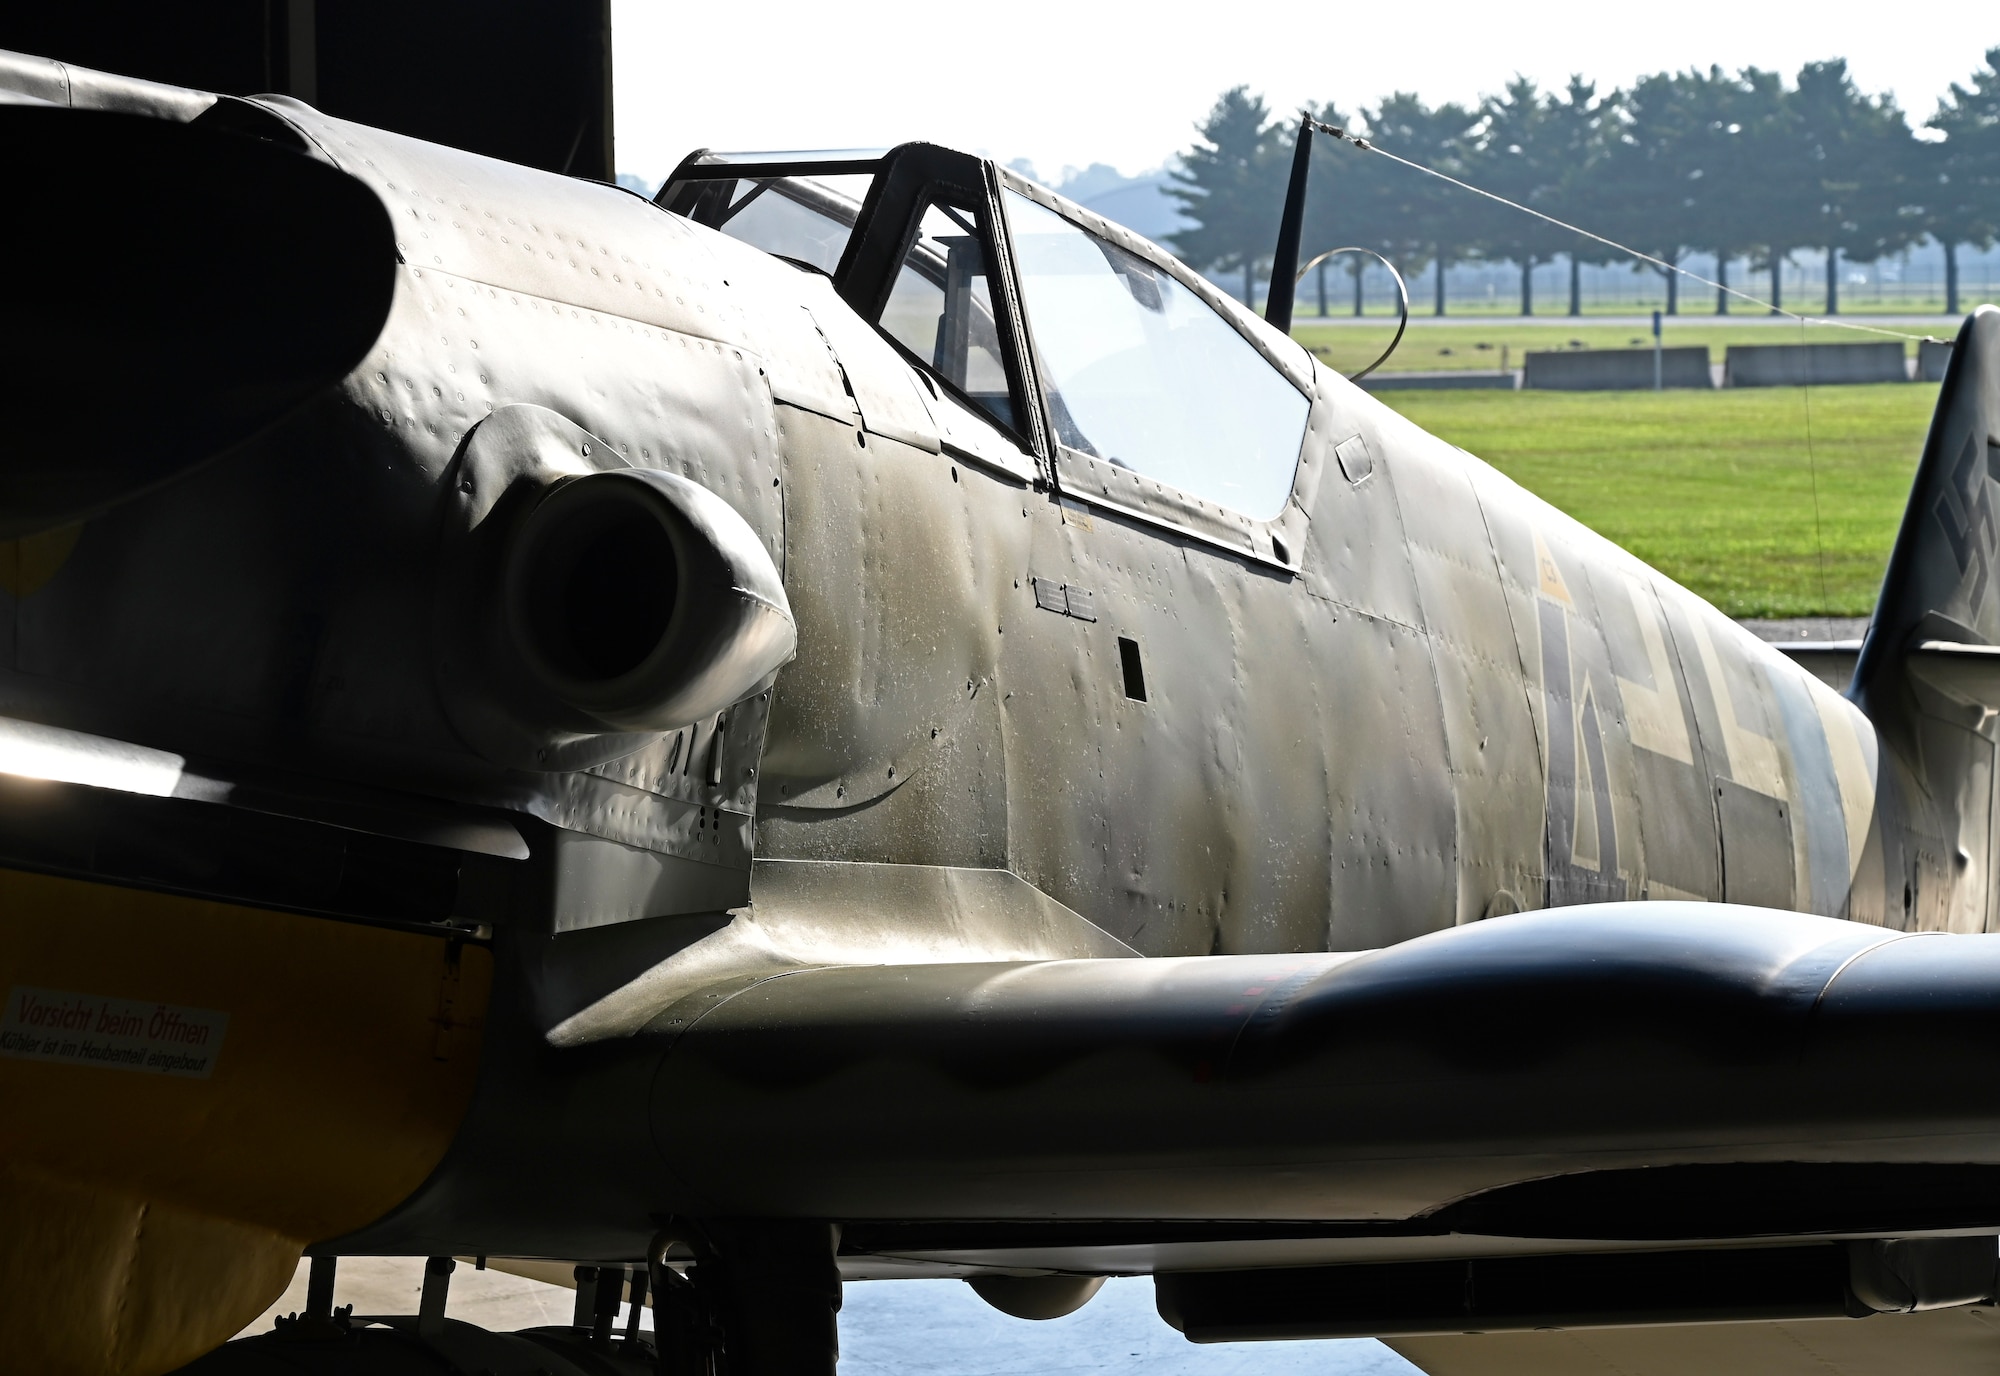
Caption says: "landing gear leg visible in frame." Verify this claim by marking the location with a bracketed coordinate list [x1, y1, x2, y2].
[654, 1223, 841, 1376]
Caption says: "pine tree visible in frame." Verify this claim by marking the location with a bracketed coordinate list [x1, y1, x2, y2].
[1926, 48, 2000, 315]
[1168, 89, 1287, 306]
[1601, 68, 1765, 315]
[1466, 77, 1616, 315]
[1355, 94, 1480, 316]
[1787, 60, 1919, 314]
[1295, 99, 1433, 321]
[1170, 57, 1962, 324]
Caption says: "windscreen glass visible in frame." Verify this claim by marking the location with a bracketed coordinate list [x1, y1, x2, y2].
[879, 199, 1013, 428]
[1004, 190, 1309, 521]
[697, 149, 887, 166]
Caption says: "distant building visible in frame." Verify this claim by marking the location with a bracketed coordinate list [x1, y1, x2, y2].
[1051, 163, 1192, 245]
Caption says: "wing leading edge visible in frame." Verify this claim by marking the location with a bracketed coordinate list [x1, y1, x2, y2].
[639, 901, 2000, 1370]
[654, 903, 2000, 1229]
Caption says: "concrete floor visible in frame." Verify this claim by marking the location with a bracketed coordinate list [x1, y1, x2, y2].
[240, 1258, 1420, 1374]
[1738, 617, 1870, 643]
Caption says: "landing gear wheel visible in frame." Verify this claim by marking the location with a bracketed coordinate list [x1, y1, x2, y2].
[657, 1222, 842, 1376]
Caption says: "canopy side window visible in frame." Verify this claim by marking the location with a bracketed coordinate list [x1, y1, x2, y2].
[662, 146, 1052, 468]
[1002, 190, 1310, 524]
[834, 145, 1047, 462]
[877, 197, 1014, 430]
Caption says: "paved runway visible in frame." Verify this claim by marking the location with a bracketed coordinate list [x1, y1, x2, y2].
[1739, 617, 1870, 642]
[242, 1258, 1420, 1374]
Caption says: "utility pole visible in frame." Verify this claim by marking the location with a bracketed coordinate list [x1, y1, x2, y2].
[1652, 308, 1663, 391]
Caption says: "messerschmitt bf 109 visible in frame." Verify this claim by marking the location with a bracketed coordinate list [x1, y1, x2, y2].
[5, 46, 2000, 1376]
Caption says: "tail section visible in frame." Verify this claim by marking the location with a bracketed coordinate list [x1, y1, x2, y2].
[1853, 308, 2000, 736]
[1850, 307, 2000, 932]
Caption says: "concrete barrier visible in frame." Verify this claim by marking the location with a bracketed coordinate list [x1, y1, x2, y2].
[1723, 342, 1905, 387]
[1522, 347, 1711, 391]
[1359, 370, 1516, 391]
[1920, 338, 1954, 382]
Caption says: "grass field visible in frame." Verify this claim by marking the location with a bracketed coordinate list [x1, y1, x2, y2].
[1293, 318, 1964, 376]
[1292, 296, 1990, 321]
[1374, 383, 1939, 618]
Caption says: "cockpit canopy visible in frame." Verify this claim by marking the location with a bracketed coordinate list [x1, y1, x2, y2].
[658, 148, 879, 278]
[658, 142, 1314, 544]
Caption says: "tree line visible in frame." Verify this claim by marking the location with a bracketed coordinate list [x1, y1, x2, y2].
[1168, 51, 2000, 317]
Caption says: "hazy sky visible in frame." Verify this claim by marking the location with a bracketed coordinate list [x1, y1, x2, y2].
[612, 0, 1996, 184]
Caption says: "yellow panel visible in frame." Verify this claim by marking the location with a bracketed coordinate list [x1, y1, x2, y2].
[0, 1166, 300, 1376]
[0, 522, 84, 597]
[0, 867, 492, 1376]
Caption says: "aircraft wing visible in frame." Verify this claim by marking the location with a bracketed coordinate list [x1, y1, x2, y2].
[1775, 639, 2000, 728]
[1778, 639, 2000, 712]
[1907, 640, 2000, 712]
[654, 903, 2000, 1229]
[623, 901, 2000, 1366]
[1772, 639, 1860, 692]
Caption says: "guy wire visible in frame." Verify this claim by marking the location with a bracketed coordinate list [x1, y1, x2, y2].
[1309, 118, 1945, 346]
[1307, 116, 1895, 622]
[1797, 315, 1833, 617]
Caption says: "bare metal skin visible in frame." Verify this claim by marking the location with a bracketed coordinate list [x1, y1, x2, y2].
[5, 51, 2000, 1376]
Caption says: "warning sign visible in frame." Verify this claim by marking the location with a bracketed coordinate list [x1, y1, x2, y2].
[0, 986, 228, 1079]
